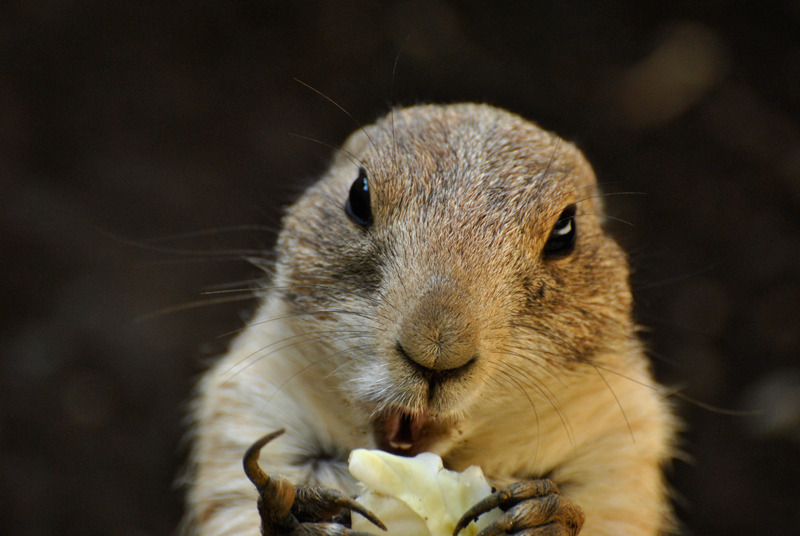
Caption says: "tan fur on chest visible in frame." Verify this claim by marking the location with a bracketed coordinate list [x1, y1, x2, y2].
[182, 103, 677, 536]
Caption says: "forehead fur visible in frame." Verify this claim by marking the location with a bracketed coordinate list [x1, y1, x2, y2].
[335, 104, 599, 235]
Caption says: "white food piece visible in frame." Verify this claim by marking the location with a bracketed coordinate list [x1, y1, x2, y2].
[348, 449, 501, 536]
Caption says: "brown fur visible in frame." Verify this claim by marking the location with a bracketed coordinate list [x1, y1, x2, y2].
[182, 104, 677, 535]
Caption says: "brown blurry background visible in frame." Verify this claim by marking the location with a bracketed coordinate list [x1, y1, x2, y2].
[2, 2, 799, 535]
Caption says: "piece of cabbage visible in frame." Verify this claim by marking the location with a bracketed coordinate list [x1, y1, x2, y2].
[348, 449, 500, 536]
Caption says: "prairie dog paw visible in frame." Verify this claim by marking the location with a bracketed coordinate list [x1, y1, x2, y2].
[454, 480, 584, 536]
[244, 431, 386, 536]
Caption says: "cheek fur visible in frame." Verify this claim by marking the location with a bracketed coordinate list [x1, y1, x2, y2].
[347, 360, 395, 407]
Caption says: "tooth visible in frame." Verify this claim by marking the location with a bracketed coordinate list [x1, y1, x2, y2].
[389, 440, 413, 450]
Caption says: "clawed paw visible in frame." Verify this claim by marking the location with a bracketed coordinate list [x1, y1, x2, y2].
[243, 430, 387, 536]
[453, 480, 584, 536]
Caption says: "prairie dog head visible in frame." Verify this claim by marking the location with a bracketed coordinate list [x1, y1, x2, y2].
[271, 103, 634, 454]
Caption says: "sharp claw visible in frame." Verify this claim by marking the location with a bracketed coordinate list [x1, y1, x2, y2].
[243, 429, 297, 528]
[453, 513, 475, 536]
[292, 485, 387, 531]
[243, 429, 286, 490]
[338, 497, 387, 531]
[453, 490, 507, 536]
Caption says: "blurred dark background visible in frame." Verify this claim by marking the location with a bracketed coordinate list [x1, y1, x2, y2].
[2, 2, 799, 535]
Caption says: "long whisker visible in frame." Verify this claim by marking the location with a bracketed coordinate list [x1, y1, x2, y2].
[293, 78, 378, 152]
[99, 228, 273, 258]
[263, 339, 374, 406]
[489, 365, 542, 465]
[228, 307, 382, 340]
[574, 212, 636, 227]
[136, 293, 259, 322]
[498, 359, 576, 453]
[633, 265, 716, 291]
[541, 137, 561, 182]
[222, 329, 370, 383]
[139, 225, 277, 243]
[388, 54, 401, 175]
[575, 191, 648, 204]
[288, 133, 364, 168]
[592, 363, 635, 442]
[492, 363, 575, 459]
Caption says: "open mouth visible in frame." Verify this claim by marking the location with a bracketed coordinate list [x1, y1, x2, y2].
[374, 410, 433, 456]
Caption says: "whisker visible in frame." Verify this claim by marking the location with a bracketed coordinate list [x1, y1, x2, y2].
[494, 364, 575, 459]
[139, 225, 277, 243]
[265, 339, 374, 402]
[574, 212, 636, 227]
[576, 190, 648, 205]
[592, 363, 635, 443]
[138, 256, 266, 266]
[633, 265, 716, 291]
[288, 133, 364, 168]
[222, 329, 370, 383]
[231, 308, 381, 340]
[540, 137, 561, 183]
[496, 341, 568, 388]
[136, 294, 259, 323]
[497, 359, 576, 453]
[293, 78, 378, 152]
[101, 227, 272, 258]
[508, 320, 666, 397]
[388, 54, 400, 175]
[252, 282, 383, 307]
[562, 354, 663, 394]
[200, 288, 259, 296]
[488, 366, 542, 465]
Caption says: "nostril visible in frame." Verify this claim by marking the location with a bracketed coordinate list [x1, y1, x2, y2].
[396, 340, 476, 384]
[395, 331, 477, 371]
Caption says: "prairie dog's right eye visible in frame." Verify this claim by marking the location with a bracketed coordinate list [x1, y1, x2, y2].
[345, 168, 373, 228]
[543, 204, 576, 258]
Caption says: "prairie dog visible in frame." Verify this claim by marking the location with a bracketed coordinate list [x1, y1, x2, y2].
[182, 103, 676, 535]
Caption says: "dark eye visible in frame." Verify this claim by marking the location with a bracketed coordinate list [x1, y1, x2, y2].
[345, 167, 373, 228]
[543, 205, 576, 258]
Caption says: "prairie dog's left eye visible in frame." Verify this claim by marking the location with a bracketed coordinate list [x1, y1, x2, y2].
[345, 167, 373, 228]
[543, 205, 576, 258]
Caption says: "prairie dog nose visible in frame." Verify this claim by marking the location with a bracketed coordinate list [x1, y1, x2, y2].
[396, 283, 478, 371]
